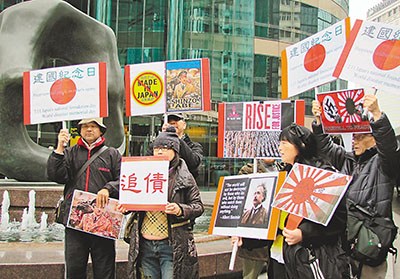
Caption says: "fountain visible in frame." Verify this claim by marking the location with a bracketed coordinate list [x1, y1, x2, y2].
[0, 189, 64, 242]
[0, 190, 10, 230]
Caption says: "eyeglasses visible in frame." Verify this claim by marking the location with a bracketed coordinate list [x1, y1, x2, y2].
[153, 146, 170, 152]
[353, 133, 372, 141]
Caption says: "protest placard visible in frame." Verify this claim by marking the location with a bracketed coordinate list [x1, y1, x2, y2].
[209, 172, 285, 240]
[119, 156, 169, 211]
[125, 62, 166, 116]
[333, 20, 400, 94]
[281, 18, 350, 98]
[23, 62, 107, 125]
[317, 88, 371, 134]
[217, 100, 305, 158]
[166, 58, 211, 112]
[67, 190, 123, 240]
[272, 163, 351, 226]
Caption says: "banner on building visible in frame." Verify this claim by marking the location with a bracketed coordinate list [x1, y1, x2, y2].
[119, 156, 169, 211]
[67, 190, 123, 240]
[23, 62, 107, 125]
[272, 163, 351, 226]
[333, 20, 400, 94]
[217, 100, 305, 158]
[281, 18, 350, 98]
[317, 88, 371, 134]
[125, 58, 211, 116]
[209, 172, 285, 240]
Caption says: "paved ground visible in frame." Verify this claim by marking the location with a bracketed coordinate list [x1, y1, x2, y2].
[200, 190, 400, 279]
[0, 191, 399, 278]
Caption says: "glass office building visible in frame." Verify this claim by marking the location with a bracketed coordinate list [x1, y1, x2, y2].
[1, 0, 349, 188]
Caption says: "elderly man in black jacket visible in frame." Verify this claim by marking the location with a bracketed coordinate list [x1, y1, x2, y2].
[47, 118, 121, 279]
[312, 94, 399, 279]
[147, 113, 203, 179]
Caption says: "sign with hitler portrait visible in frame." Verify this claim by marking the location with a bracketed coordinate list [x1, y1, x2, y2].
[209, 172, 285, 240]
[119, 156, 169, 211]
[217, 100, 305, 158]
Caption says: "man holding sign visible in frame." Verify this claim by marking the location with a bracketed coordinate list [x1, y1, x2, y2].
[312, 94, 399, 278]
[47, 118, 122, 279]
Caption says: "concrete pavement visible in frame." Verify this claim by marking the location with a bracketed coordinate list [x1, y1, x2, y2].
[200, 190, 400, 279]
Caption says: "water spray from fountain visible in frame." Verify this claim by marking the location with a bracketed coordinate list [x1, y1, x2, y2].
[1, 190, 10, 230]
[0, 189, 64, 242]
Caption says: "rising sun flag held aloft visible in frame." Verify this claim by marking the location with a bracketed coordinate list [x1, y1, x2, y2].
[281, 18, 350, 99]
[272, 163, 351, 226]
[333, 19, 400, 95]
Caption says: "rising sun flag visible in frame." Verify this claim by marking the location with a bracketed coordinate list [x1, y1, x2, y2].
[272, 163, 351, 226]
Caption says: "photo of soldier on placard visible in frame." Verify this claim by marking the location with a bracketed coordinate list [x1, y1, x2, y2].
[166, 60, 202, 111]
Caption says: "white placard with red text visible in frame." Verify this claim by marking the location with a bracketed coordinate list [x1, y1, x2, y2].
[281, 18, 350, 98]
[333, 20, 400, 94]
[119, 156, 169, 211]
[23, 62, 107, 125]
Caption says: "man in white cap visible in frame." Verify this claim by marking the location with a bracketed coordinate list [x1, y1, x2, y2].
[147, 113, 203, 179]
[47, 118, 121, 279]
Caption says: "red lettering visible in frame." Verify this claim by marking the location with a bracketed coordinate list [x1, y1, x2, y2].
[264, 104, 271, 129]
[245, 104, 253, 129]
[256, 104, 264, 129]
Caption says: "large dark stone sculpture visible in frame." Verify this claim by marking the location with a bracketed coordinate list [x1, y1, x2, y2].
[0, 0, 125, 181]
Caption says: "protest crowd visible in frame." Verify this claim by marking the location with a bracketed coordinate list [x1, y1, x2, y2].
[45, 93, 399, 279]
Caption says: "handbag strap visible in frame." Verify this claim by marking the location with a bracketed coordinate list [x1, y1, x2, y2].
[72, 145, 108, 185]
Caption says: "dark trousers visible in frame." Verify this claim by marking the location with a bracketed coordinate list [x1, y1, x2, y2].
[65, 228, 116, 279]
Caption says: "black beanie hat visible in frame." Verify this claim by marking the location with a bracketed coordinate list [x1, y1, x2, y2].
[153, 126, 180, 153]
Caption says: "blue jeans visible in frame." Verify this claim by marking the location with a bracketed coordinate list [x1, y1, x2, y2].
[139, 238, 173, 279]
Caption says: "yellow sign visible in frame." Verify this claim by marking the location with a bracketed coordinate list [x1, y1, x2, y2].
[132, 72, 164, 105]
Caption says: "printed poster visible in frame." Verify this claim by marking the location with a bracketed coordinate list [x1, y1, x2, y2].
[281, 18, 350, 98]
[272, 163, 351, 226]
[23, 62, 107, 125]
[125, 62, 166, 116]
[67, 190, 123, 240]
[317, 88, 371, 134]
[217, 100, 305, 158]
[166, 58, 211, 113]
[209, 172, 286, 240]
[333, 20, 400, 94]
[119, 156, 169, 211]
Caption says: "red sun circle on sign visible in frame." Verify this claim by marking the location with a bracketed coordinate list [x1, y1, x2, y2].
[291, 177, 315, 204]
[304, 44, 326, 72]
[50, 78, 77, 105]
[373, 40, 400, 71]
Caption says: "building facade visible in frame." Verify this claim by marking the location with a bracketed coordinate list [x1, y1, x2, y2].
[1, 0, 349, 187]
[367, 0, 400, 25]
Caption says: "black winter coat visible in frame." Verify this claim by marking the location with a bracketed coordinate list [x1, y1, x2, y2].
[47, 137, 122, 223]
[283, 161, 349, 279]
[126, 159, 204, 279]
[312, 113, 399, 218]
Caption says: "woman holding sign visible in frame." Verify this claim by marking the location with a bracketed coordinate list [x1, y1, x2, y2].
[278, 123, 350, 278]
[118, 126, 204, 279]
